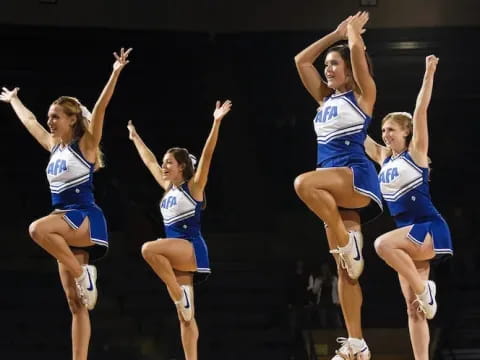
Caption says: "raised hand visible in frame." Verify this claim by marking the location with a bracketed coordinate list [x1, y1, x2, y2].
[0, 87, 20, 103]
[213, 100, 232, 122]
[335, 15, 353, 40]
[127, 120, 138, 140]
[425, 55, 439, 74]
[347, 11, 369, 35]
[113, 47, 132, 73]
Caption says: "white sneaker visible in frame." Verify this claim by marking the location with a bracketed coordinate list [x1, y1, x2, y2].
[175, 285, 193, 321]
[331, 337, 371, 360]
[75, 265, 98, 310]
[330, 231, 364, 280]
[414, 280, 437, 320]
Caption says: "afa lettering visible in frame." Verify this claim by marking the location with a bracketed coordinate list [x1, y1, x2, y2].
[161, 196, 177, 209]
[379, 167, 399, 183]
[314, 106, 338, 123]
[47, 159, 67, 175]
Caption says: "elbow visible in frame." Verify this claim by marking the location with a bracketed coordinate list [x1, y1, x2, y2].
[294, 54, 310, 66]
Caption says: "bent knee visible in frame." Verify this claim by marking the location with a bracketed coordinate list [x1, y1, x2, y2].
[141, 242, 155, 260]
[294, 174, 324, 201]
[293, 174, 309, 195]
[374, 236, 390, 257]
[28, 220, 45, 241]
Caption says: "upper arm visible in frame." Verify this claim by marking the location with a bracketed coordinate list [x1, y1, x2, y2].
[147, 162, 169, 191]
[408, 111, 429, 167]
[349, 44, 376, 114]
[364, 135, 388, 165]
[189, 156, 210, 199]
[295, 60, 333, 103]
[25, 120, 53, 151]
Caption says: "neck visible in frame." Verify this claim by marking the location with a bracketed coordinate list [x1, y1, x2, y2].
[391, 146, 407, 157]
[172, 178, 185, 187]
[335, 83, 352, 94]
[60, 133, 74, 145]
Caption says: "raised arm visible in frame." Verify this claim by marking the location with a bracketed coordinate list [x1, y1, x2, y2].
[127, 120, 169, 191]
[0, 87, 52, 151]
[364, 135, 389, 165]
[294, 16, 352, 103]
[347, 11, 376, 115]
[81, 48, 132, 152]
[409, 55, 438, 166]
[189, 100, 232, 197]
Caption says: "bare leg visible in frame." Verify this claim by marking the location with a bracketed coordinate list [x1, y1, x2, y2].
[375, 227, 435, 294]
[29, 213, 94, 278]
[176, 270, 198, 360]
[294, 168, 370, 247]
[327, 210, 363, 339]
[58, 250, 91, 360]
[399, 262, 431, 360]
[141, 238, 196, 302]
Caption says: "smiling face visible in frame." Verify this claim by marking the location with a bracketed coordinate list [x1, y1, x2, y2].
[161, 152, 184, 182]
[47, 104, 76, 141]
[324, 51, 352, 92]
[381, 114, 412, 153]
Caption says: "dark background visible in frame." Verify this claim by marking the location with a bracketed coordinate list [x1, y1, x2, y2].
[0, 1, 478, 359]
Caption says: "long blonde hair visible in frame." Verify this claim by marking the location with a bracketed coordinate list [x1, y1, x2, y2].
[52, 96, 105, 170]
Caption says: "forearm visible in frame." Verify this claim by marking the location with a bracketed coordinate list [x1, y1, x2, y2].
[94, 70, 121, 112]
[10, 97, 37, 128]
[201, 120, 221, 160]
[131, 135, 157, 167]
[295, 31, 342, 64]
[347, 26, 365, 51]
[415, 71, 435, 112]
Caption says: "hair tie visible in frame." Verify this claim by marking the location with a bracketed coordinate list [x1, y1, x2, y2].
[188, 154, 197, 169]
[80, 105, 92, 122]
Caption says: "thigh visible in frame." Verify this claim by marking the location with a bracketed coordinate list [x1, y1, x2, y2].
[377, 226, 435, 261]
[149, 238, 197, 272]
[300, 168, 371, 209]
[34, 213, 94, 247]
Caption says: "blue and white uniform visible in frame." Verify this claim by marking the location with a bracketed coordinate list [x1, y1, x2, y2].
[379, 151, 453, 258]
[314, 90, 383, 223]
[46, 141, 108, 261]
[160, 182, 211, 275]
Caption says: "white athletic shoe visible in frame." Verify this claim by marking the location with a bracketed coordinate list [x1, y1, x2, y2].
[414, 280, 437, 320]
[331, 337, 371, 360]
[175, 285, 193, 321]
[330, 231, 364, 280]
[75, 265, 98, 310]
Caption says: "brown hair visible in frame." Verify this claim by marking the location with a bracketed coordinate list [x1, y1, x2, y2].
[166, 147, 195, 181]
[326, 43, 374, 92]
[164, 147, 206, 209]
[52, 96, 104, 170]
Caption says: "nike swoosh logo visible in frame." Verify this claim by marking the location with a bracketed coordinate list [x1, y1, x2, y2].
[183, 288, 190, 309]
[86, 269, 94, 291]
[352, 234, 361, 261]
[428, 284, 434, 306]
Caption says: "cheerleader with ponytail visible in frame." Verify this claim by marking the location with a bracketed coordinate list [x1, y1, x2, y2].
[127, 100, 232, 360]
